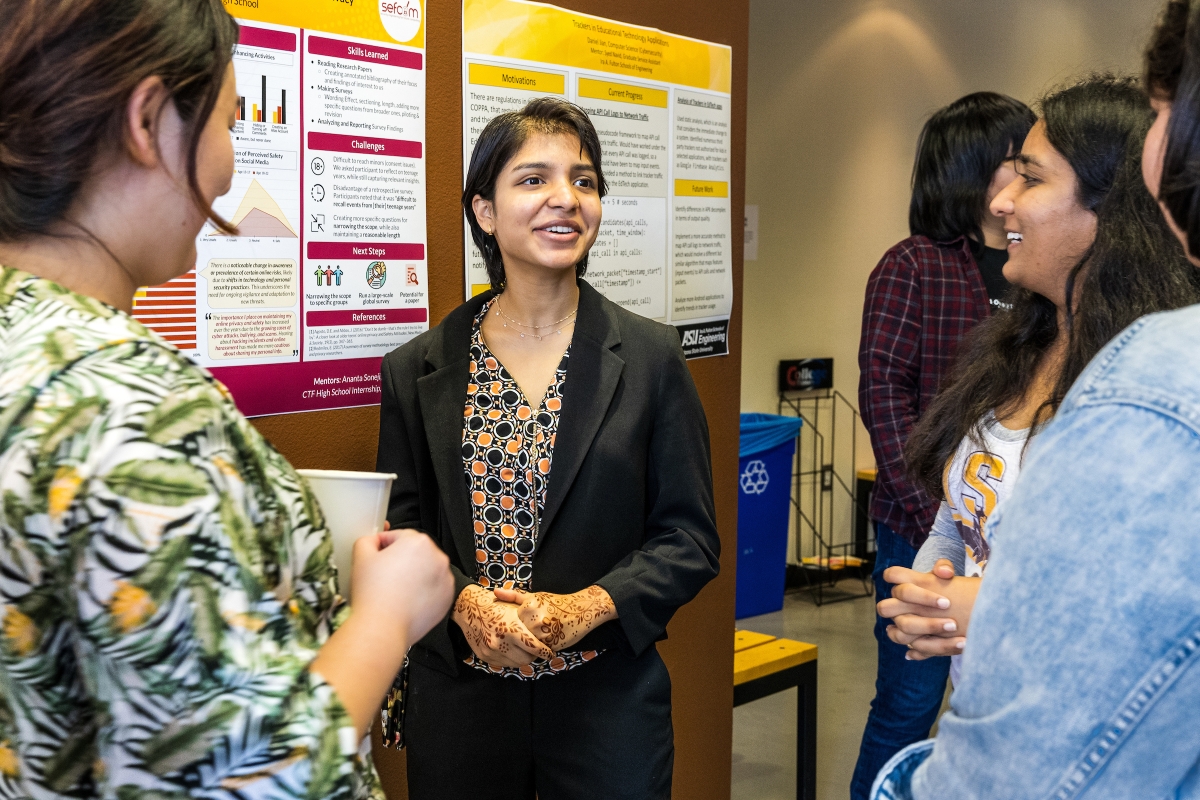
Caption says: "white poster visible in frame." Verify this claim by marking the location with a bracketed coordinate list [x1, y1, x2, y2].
[133, 4, 430, 415]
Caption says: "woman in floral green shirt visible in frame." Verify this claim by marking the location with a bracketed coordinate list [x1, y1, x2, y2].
[0, 2, 454, 800]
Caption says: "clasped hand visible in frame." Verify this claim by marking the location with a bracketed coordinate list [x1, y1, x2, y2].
[452, 584, 617, 669]
[877, 559, 981, 660]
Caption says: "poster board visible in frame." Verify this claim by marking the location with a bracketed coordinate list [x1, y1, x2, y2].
[461, 0, 734, 358]
[133, 1, 429, 417]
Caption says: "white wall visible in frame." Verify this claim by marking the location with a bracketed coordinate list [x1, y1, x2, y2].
[743, 0, 1165, 559]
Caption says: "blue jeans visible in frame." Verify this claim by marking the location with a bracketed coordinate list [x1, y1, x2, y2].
[849, 523, 949, 800]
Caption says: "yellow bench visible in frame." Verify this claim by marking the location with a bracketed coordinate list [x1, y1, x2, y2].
[734, 630, 818, 800]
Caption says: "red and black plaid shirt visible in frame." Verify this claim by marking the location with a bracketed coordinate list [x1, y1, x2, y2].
[858, 236, 992, 548]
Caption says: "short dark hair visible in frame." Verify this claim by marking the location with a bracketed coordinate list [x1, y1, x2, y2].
[1145, 0, 1191, 101]
[908, 92, 1036, 248]
[1152, 0, 1200, 258]
[0, 0, 239, 241]
[462, 97, 607, 290]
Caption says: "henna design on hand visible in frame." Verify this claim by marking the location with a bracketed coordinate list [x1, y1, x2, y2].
[520, 586, 617, 651]
[452, 585, 551, 666]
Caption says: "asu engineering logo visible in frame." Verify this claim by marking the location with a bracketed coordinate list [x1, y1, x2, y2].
[380, 0, 421, 42]
[739, 460, 770, 495]
[675, 320, 730, 358]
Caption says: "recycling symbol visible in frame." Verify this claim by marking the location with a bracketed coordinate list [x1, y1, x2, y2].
[740, 459, 770, 495]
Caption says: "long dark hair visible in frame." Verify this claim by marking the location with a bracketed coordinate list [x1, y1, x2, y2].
[0, 0, 239, 240]
[1152, 0, 1200, 257]
[463, 97, 608, 290]
[907, 75, 1200, 498]
[909, 92, 1036, 249]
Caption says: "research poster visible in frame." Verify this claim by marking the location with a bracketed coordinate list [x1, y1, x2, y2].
[134, 1, 428, 416]
[461, 0, 734, 358]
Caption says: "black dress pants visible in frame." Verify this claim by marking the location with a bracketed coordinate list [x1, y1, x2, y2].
[404, 648, 674, 800]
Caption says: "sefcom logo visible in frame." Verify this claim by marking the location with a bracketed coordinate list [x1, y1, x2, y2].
[380, 0, 422, 42]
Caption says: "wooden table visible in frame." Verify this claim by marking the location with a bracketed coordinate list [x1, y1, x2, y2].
[734, 630, 819, 800]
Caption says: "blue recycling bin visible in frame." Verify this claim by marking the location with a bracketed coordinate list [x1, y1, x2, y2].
[736, 413, 803, 619]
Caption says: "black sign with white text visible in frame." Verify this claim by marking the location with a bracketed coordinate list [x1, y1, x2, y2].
[778, 358, 833, 392]
[675, 319, 730, 359]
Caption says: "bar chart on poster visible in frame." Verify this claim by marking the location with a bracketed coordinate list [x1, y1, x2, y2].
[461, 0, 734, 357]
[133, 1, 428, 416]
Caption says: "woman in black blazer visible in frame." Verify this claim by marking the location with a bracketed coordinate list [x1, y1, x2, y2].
[376, 98, 719, 800]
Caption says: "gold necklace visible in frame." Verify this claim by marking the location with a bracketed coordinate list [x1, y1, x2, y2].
[494, 297, 578, 340]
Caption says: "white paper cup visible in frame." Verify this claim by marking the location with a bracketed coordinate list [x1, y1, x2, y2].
[296, 469, 396, 597]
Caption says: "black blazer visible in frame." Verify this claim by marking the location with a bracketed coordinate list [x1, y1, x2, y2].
[376, 280, 720, 676]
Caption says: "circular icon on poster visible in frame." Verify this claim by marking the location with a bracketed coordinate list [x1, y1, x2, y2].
[311, 184, 325, 202]
[366, 261, 388, 289]
[379, 0, 422, 42]
[310, 157, 325, 175]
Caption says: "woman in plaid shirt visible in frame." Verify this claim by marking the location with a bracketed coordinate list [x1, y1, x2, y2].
[852, 92, 1035, 800]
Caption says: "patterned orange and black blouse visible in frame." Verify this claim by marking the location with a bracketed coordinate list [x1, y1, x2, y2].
[461, 300, 601, 679]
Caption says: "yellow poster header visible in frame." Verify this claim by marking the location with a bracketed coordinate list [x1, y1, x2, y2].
[578, 77, 667, 108]
[223, 0, 425, 48]
[463, 0, 732, 94]
[469, 63, 565, 94]
[675, 180, 729, 198]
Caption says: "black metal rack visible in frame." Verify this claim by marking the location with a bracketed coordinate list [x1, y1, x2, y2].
[777, 388, 874, 605]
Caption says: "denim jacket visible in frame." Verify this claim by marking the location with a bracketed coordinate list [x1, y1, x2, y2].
[872, 305, 1200, 800]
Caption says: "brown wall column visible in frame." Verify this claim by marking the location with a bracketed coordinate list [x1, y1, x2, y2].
[252, 0, 746, 795]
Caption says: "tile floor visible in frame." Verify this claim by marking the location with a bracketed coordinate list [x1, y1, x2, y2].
[732, 581, 879, 800]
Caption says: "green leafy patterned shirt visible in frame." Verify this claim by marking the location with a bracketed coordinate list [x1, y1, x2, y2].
[0, 268, 382, 800]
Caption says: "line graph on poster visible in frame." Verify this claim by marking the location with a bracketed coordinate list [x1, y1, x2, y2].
[208, 179, 298, 239]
